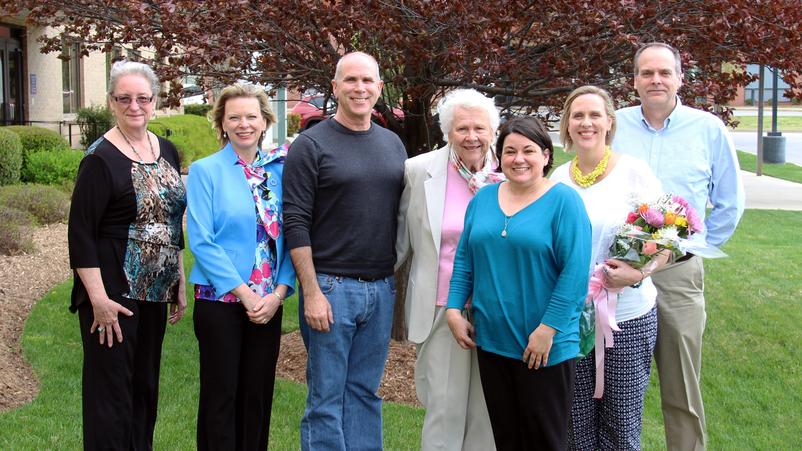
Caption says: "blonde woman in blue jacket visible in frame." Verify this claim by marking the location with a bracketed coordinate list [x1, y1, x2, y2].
[187, 83, 295, 451]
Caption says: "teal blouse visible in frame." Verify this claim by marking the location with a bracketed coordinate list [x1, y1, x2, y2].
[447, 182, 591, 366]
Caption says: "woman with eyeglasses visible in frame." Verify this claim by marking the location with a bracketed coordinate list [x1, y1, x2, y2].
[68, 60, 187, 450]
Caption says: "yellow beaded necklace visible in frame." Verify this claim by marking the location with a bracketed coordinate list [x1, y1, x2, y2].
[570, 146, 611, 188]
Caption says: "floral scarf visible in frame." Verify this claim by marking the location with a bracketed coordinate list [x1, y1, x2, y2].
[449, 145, 505, 193]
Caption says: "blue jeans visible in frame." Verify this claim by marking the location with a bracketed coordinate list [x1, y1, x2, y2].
[299, 274, 395, 451]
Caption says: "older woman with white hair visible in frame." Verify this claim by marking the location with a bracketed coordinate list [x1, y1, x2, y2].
[396, 88, 500, 450]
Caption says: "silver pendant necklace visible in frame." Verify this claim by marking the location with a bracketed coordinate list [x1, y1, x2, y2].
[501, 215, 510, 237]
[117, 125, 157, 166]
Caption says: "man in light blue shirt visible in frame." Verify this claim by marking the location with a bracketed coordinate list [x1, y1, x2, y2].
[613, 42, 745, 451]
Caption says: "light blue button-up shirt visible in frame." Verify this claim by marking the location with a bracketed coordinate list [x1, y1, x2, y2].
[612, 98, 745, 247]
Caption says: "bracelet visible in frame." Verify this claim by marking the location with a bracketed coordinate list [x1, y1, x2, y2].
[630, 269, 646, 289]
[273, 291, 285, 303]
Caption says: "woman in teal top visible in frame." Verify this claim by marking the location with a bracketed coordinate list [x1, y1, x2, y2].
[446, 116, 591, 451]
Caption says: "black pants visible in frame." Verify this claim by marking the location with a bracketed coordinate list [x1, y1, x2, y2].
[78, 298, 167, 451]
[477, 348, 575, 451]
[194, 299, 283, 451]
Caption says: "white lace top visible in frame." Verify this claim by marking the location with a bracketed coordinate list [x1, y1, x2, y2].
[551, 154, 663, 322]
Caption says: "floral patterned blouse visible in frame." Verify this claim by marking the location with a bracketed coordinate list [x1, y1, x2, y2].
[68, 137, 186, 311]
[194, 145, 287, 302]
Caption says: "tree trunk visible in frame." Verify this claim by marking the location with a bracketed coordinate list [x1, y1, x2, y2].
[391, 258, 410, 341]
[401, 92, 443, 158]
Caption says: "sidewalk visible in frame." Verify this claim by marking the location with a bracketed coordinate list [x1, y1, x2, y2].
[741, 170, 802, 211]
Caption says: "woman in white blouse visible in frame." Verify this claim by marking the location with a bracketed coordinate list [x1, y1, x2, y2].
[551, 85, 668, 451]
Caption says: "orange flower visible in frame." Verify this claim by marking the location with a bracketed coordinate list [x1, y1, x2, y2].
[642, 241, 659, 255]
[638, 204, 649, 214]
[664, 212, 676, 225]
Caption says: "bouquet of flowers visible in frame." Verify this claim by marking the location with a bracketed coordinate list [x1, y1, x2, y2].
[578, 193, 716, 398]
[609, 193, 704, 267]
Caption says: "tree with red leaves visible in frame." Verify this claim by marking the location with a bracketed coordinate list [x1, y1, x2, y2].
[2, 0, 800, 156]
[4, 0, 799, 339]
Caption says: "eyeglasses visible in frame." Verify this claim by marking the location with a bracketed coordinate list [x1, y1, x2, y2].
[112, 95, 154, 106]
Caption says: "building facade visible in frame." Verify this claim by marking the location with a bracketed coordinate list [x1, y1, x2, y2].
[1, 17, 110, 145]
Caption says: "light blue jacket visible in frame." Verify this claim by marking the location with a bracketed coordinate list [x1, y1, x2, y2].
[187, 143, 296, 297]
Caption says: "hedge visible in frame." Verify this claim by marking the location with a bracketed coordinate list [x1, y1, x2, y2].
[76, 106, 114, 149]
[21, 149, 84, 187]
[0, 127, 23, 185]
[148, 114, 218, 170]
[2, 125, 71, 182]
[0, 184, 71, 225]
[184, 104, 213, 117]
[0, 205, 36, 255]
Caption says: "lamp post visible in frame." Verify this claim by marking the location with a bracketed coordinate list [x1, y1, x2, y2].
[763, 67, 786, 163]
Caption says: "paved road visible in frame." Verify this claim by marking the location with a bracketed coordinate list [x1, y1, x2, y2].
[731, 132, 802, 166]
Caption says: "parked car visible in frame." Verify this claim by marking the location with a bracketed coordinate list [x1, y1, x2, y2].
[290, 95, 404, 130]
[181, 85, 207, 105]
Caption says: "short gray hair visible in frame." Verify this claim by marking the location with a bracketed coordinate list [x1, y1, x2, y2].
[634, 42, 682, 77]
[334, 52, 381, 81]
[437, 88, 500, 139]
[108, 60, 160, 97]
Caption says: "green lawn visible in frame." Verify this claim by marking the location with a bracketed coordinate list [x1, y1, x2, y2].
[1, 210, 800, 449]
[736, 150, 802, 184]
[732, 114, 802, 132]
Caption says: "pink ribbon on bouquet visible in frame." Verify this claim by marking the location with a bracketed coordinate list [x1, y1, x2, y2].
[587, 264, 623, 399]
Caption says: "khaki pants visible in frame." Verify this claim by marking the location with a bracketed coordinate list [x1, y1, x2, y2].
[651, 256, 706, 451]
[415, 307, 495, 451]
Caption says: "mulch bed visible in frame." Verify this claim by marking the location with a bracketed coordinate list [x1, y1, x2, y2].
[0, 223, 71, 411]
[0, 223, 421, 412]
[277, 331, 420, 406]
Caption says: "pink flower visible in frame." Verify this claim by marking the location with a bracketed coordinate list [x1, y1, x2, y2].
[672, 194, 689, 209]
[642, 208, 664, 228]
[626, 211, 639, 224]
[686, 207, 703, 233]
[261, 262, 272, 278]
[642, 241, 659, 255]
[250, 269, 263, 284]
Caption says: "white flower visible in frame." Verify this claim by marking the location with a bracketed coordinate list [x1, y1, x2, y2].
[656, 225, 680, 244]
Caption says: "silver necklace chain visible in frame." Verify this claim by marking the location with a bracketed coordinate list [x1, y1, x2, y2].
[501, 215, 510, 237]
[117, 125, 157, 165]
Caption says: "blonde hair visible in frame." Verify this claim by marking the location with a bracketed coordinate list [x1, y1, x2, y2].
[559, 85, 616, 152]
[210, 83, 276, 147]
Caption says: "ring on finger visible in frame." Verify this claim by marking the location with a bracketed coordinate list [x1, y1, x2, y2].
[97, 326, 105, 333]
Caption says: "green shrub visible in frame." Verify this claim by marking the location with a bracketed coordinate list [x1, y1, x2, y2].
[0, 205, 36, 255]
[184, 104, 213, 117]
[3, 125, 70, 154]
[0, 127, 23, 185]
[3, 125, 71, 182]
[148, 114, 218, 170]
[76, 106, 114, 149]
[0, 184, 70, 225]
[21, 150, 84, 186]
[287, 112, 301, 136]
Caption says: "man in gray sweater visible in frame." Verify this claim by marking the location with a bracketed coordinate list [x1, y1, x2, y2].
[283, 51, 407, 451]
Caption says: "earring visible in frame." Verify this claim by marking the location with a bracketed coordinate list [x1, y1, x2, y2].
[223, 131, 228, 140]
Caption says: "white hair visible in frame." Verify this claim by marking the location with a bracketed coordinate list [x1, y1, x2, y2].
[107, 60, 160, 97]
[437, 88, 500, 139]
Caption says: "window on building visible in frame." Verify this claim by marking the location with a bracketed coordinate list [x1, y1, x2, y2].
[62, 43, 82, 114]
[105, 46, 123, 86]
